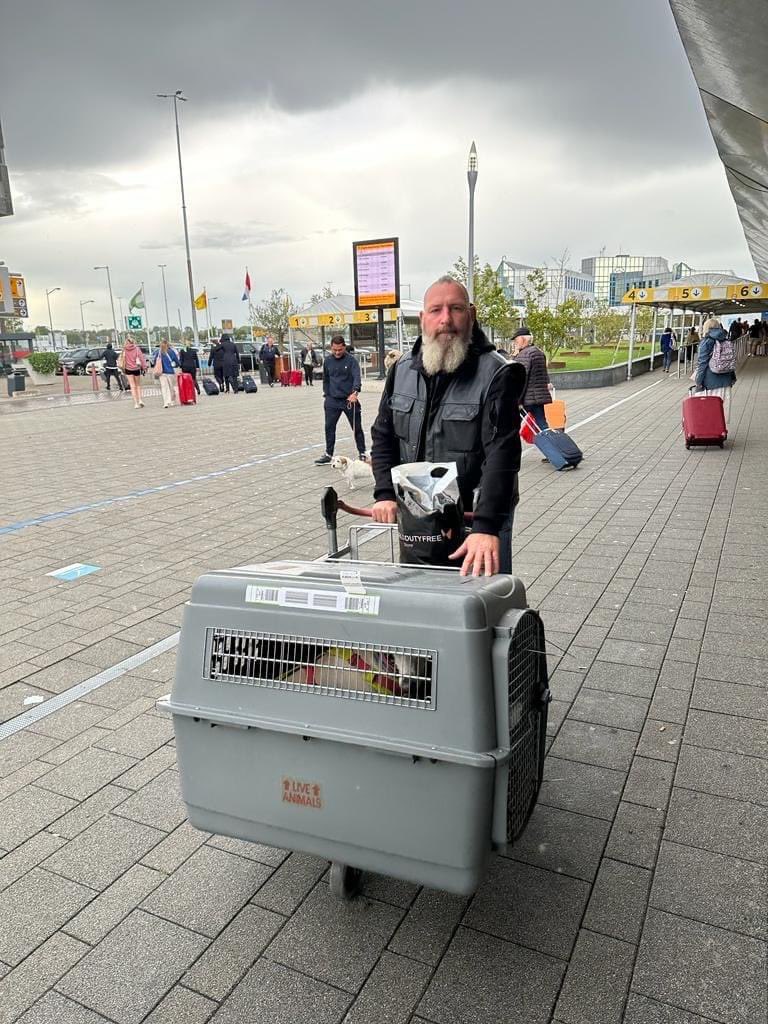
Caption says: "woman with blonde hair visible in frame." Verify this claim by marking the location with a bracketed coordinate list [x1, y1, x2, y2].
[121, 335, 147, 408]
[151, 339, 181, 408]
[694, 317, 736, 423]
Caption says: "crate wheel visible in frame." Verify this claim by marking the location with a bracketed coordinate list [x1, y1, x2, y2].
[329, 862, 363, 900]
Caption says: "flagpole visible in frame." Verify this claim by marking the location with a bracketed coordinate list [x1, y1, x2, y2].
[246, 267, 255, 346]
[141, 282, 152, 352]
[204, 287, 212, 341]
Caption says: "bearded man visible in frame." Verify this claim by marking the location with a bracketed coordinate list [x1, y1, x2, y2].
[370, 277, 526, 576]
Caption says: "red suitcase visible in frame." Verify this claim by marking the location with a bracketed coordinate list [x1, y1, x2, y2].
[682, 394, 726, 449]
[289, 369, 303, 386]
[178, 372, 197, 405]
[279, 371, 291, 387]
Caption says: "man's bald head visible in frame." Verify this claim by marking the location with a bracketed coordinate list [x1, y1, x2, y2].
[423, 276, 470, 308]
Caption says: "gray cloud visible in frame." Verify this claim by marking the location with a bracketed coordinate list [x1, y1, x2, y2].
[10, 170, 139, 218]
[140, 221, 303, 251]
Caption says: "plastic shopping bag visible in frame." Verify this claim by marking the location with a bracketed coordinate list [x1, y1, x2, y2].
[391, 462, 465, 566]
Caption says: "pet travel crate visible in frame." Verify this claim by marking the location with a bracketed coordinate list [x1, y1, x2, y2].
[161, 492, 549, 898]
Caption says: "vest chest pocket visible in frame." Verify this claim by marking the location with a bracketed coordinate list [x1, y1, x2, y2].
[389, 393, 415, 440]
[438, 403, 481, 451]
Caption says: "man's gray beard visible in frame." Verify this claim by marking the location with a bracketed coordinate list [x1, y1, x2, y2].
[421, 329, 470, 376]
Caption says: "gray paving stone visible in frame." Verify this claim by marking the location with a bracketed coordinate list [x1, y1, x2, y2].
[633, 909, 767, 1024]
[64, 864, 166, 944]
[266, 885, 403, 992]
[547, 668, 584, 702]
[0, 731, 60, 779]
[696, 651, 768, 686]
[691, 678, 767, 721]
[42, 813, 165, 890]
[142, 985, 217, 1024]
[634, 719, 682, 762]
[675, 744, 768, 805]
[0, 934, 91, 1024]
[465, 857, 590, 959]
[27, 702, 113, 744]
[555, 929, 635, 1024]
[14, 991, 112, 1024]
[0, 831, 68, 892]
[650, 840, 766, 939]
[672, 617, 706, 641]
[623, 757, 675, 809]
[341, 950, 432, 1024]
[35, 746, 137, 802]
[357, 871, 420, 909]
[57, 910, 208, 1024]
[141, 845, 271, 938]
[250, 850, 328, 916]
[604, 802, 664, 869]
[569, 688, 649, 731]
[548, 719, 638, 772]
[0, 867, 94, 966]
[539, 756, 624, 820]
[583, 858, 652, 944]
[505, 803, 610, 881]
[417, 925, 564, 1024]
[0, 784, 77, 850]
[49, 784, 133, 840]
[665, 787, 766, 863]
[95, 713, 174, 759]
[684, 708, 767, 758]
[583, 661, 658, 698]
[141, 821, 210, 874]
[182, 904, 283, 1001]
[209, 958, 352, 1024]
[623, 993, 715, 1024]
[608, 619, 674, 646]
[112, 768, 186, 831]
[648, 684, 690, 724]
[112, 746, 176, 791]
[387, 887, 468, 965]
[205, 834, 289, 868]
[597, 639, 666, 670]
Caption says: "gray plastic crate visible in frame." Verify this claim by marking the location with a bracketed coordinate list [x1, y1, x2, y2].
[165, 559, 549, 895]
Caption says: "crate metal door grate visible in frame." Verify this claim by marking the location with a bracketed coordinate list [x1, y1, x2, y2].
[205, 627, 436, 709]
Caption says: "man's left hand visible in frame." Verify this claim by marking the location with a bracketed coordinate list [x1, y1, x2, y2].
[448, 533, 500, 577]
[347, 392, 359, 404]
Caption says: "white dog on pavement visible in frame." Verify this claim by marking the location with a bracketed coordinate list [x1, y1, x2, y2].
[330, 454, 374, 491]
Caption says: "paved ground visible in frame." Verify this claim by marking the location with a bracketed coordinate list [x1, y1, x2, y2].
[0, 362, 765, 1024]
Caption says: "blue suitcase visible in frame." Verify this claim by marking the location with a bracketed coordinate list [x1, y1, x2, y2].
[534, 428, 582, 470]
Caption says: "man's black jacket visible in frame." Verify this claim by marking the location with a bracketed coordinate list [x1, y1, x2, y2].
[371, 326, 525, 536]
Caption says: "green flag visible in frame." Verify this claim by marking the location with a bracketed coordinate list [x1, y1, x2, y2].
[129, 288, 144, 310]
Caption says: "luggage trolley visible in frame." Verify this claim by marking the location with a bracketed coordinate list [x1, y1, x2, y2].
[161, 487, 550, 899]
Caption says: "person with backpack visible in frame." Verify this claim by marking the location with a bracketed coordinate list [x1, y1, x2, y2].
[694, 317, 736, 424]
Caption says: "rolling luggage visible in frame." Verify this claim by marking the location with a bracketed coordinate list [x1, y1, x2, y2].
[178, 372, 196, 405]
[289, 369, 303, 386]
[259, 365, 271, 384]
[682, 393, 727, 449]
[242, 374, 258, 394]
[534, 428, 582, 470]
[279, 371, 291, 387]
[203, 377, 220, 396]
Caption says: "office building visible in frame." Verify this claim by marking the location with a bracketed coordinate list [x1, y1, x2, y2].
[496, 259, 594, 310]
[581, 254, 670, 305]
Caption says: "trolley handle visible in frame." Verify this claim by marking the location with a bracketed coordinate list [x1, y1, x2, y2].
[336, 495, 474, 523]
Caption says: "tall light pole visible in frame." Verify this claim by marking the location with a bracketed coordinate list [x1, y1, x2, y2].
[93, 265, 119, 342]
[46, 287, 61, 349]
[157, 90, 199, 345]
[79, 299, 94, 341]
[158, 264, 172, 344]
[467, 141, 478, 303]
[117, 297, 126, 336]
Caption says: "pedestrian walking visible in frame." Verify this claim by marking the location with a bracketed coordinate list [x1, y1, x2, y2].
[659, 326, 677, 372]
[300, 341, 320, 386]
[370, 277, 525, 576]
[694, 317, 736, 424]
[151, 340, 181, 408]
[121, 335, 147, 408]
[219, 335, 241, 393]
[210, 338, 225, 391]
[511, 327, 552, 428]
[179, 342, 201, 395]
[314, 335, 368, 465]
[259, 337, 279, 386]
[103, 343, 126, 392]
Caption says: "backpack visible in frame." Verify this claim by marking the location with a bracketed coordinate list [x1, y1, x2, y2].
[708, 336, 735, 374]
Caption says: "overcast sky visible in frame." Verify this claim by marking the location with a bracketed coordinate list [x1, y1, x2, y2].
[0, 0, 754, 332]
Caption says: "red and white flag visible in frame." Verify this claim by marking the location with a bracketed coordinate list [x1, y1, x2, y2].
[242, 269, 252, 301]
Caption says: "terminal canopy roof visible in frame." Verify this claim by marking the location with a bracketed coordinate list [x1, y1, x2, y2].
[289, 293, 422, 330]
[621, 274, 768, 314]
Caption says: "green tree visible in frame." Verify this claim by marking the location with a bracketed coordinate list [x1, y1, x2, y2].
[252, 288, 298, 347]
[309, 284, 337, 304]
[522, 269, 583, 363]
[446, 257, 518, 341]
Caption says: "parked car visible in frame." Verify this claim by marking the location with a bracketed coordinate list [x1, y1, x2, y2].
[234, 341, 260, 372]
[57, 347, 108, 375]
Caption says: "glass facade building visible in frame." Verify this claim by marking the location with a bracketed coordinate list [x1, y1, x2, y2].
[496, 260, 594, 310]
[580, 254, 670, 305]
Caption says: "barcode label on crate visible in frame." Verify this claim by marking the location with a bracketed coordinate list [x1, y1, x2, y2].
[245, 584, 380, 616]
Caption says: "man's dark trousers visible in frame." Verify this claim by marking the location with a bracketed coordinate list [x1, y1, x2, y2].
[104, 368, 125, 391]
[523, 403, 547, 430]
[324, 400, 365, 456]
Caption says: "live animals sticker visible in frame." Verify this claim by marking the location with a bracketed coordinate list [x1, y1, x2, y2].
[282, 777, 323, 809]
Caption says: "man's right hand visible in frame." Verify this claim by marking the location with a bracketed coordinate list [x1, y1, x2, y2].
[371, 500, 397, 524]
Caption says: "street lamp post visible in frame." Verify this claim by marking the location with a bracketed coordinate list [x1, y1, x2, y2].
[158, 264, 172, 344]
[157, 90, 200, 345]
[467, 142, 478, 303]
[45, 287, 61, 349]
[93, 265, 119, 342]
[117, 297, 126, 336]
[79, 299, 94, 342]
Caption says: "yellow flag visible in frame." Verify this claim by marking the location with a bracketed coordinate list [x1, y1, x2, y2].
[194, 290, 207, 310]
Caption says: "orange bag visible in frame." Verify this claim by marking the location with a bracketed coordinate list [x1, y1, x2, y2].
[544, 399, 567, 430]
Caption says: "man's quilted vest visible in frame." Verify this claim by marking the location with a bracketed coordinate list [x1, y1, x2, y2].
[389, 349, 508, 502]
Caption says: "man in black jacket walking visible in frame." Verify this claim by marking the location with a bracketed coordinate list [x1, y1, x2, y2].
[179, 343, 201, 394]
[103, 343, 126, 391]
[314, 335, 367, 464]
[370, 278, 525, 576]
[259, 338, 279, 386]
[512, 327, 552, 429]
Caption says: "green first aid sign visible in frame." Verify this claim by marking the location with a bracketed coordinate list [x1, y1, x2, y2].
[126, 315, 143, 329]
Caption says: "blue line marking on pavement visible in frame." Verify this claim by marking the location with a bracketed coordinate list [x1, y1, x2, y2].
[0, 441, 327, 537]
[47, 563, 101, 581]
